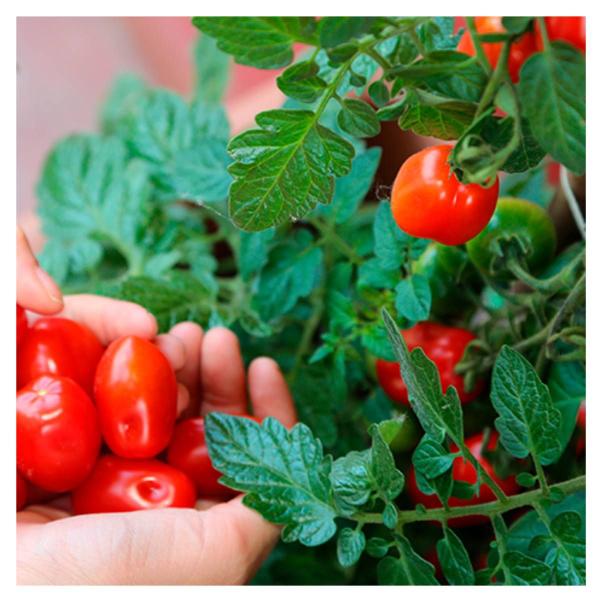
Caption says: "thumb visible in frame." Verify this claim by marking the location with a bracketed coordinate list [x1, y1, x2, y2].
[17, 226, 63, 314]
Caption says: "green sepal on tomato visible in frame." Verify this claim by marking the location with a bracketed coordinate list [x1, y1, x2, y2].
[376, 321, 483, 407]
[17, 317, 104, 395]
[94, 336, 178, 459]
[391, 145, 499, 246]
[17, 375, 101, 492]
[466, 197, 557, 280]
[167, 415, 261, 500]
[72, 456, 197, 514]
[406, 432, 519, 527]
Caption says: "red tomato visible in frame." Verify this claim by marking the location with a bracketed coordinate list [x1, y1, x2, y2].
[72, 455, 197, 514]
[391, 145, 499, 246]
[17, 472, 27, 511]
[167, 416, 260, 500]
[17, 375, 101, 492]
[17, 304, 28, 345]
[536, 17, 585, 53]
[17, 317, 104, 395]
[24, 481, 58, 505]
[576, 402, 585, 455]
[457, 16, 537, 82]
[406, 432, 519, 526]
[376, 322, 482, 407]
[94, 336, 177, 458]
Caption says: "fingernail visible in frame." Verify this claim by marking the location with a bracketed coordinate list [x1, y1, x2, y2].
[35, 267, 63, 304]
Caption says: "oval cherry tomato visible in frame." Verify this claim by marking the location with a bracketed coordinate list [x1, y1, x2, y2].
[17, 317, 104, 395]
[536, 17, 585, 53]
[406, 431, 519, 526]
[167, 416, 260, 500]
[17, 375, 101, 492]
[466, 197, 557, 280]
[17, 472, 27, 511]
[94, 336, 177, 458]
[72, 455, 196, 514]
[391, 145, 499, 246]
[17, 304, 28, 345]
[376, 322, 482, 407]
[457, 16, 537, 82]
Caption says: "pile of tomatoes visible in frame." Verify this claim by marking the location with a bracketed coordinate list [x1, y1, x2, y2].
[16, 307, 251, 514]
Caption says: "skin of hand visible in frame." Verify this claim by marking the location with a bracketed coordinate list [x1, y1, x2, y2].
[17, 229, 297, 584]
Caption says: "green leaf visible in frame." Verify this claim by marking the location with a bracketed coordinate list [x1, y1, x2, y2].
[254, 229, 323, 320]
[238, 229, 275, 280]
[395, 274, 432, 321]
[277, 61, 327, 104]
[548, 511, 585, 585]
[358, 258, 398, 290]
[378, 537, 439, 585]
[337, 99, 381, 138]
[412, 435, 455, 479]
[491, 346, 562, 465]
[228, 109, 355, 231]
[368, 80, 390, 107]
[369, 424, 405, 502]
[382, 502, 398, 529]
[382, 309, 463, 444]
[361, 322, 395, 361]
[205, 413, 337, 546]
[192, 17, 317, 69]
[337, 528, 366, 567]
[519, 42, 585, 174]
[331, 450, 372, 510]
[194, 33, 231, 104]
[100, 74, 148, 135]
[504, 551, 553, 585]
[437, 528, 475, 585]
[547, 361, 585, 456]
[366, 537, 390, 558]
[502, 17, 534, 34]
[318, 17, 376, 48]
[417, 17, 461, 52]
[516, 472, 538, 488]
[373, 200, 406, 270]
[317, 147, 381, 224]
[94, 273, 213, 333]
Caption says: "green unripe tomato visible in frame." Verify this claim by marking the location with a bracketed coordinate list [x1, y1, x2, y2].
[466, 197, 557, 280]
[413, 243, 480, 316]
[378, 412, 420, 453]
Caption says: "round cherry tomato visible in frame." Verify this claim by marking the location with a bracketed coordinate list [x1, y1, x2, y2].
[466, 197, 557, 280]
[17, 375, 101, 492]
[17, 472, 27, 511]
[72, 455, 196, 514]
[94, 336, 177, 458]
[376, 322, 482, 407]
[406, 431, 519, 526]
[167, 416, 260, 500]
[536, 17, 585, 53]
[17, 304, 28, 345]
[457, 16, 537, 82]
[391, 145, 499, 246]
[17, 317, 104, 395]
[576, 402, 585, 455]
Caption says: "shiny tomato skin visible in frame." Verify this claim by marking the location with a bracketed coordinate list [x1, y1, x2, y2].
[17, 317, 104, 395]
[167, 416, 261, 500]
[376, 322, 482, 407]
[457, 16, 537, 82]
[17, 375, 101, 492]
[17, 304, 28, 345]
[17, 472, 27, 511]
[71, 455, 196, 514]
[94, 336, 178, 458]
[576, 402, 586, 455]
[406, 432, 519, 526]
[391, 145, 499, 246]
[536, 17, 585, 53]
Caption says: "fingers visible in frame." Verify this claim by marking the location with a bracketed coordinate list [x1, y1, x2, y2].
[248, 358, 297, 428]
[16, 226, 63, 314]
[59, 295, 157, 345]
[168, 322, 204, 415]
[200, 327, 247, 416]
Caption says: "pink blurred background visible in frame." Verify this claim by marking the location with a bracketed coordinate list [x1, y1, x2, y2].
[17, 17, 285, 221]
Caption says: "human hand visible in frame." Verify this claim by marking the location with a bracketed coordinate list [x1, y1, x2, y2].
[17, 318, 296, 584]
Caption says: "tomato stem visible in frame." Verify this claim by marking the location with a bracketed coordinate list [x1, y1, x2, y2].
[465, 17, 492, 75]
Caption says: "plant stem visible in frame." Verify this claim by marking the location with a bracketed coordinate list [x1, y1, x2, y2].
[364, 47, 391, 70]
[475, 38, 511, 119]
[354, 475, 585, 526]
[560, 165, 586, 240]
[465, 17, 491, 75]
[459, 442, 509, 502]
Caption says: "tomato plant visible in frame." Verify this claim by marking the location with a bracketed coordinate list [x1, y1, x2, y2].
[17, 317, 104, 395]
[391, 145, 499, 245]
[17, 375, 101, 492]
[72, 455, 197, 514]
[94, 336, 178, 458]
[25, 15, 585, 586]
[376, 322, 482, 406]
